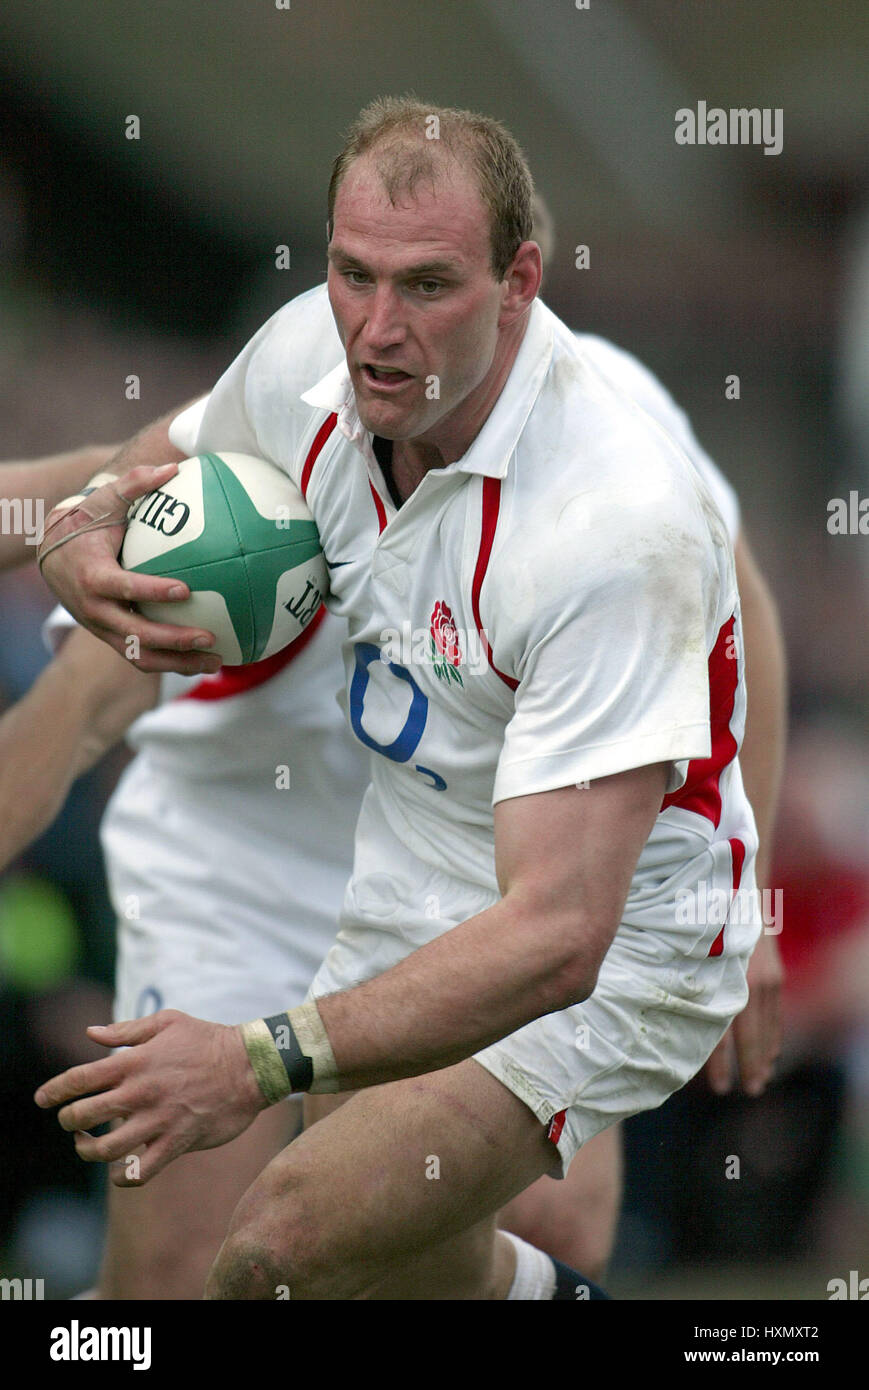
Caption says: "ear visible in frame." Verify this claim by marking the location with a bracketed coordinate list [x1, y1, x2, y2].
[499, 241, 543, 326]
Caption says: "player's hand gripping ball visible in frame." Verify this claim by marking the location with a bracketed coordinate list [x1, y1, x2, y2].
[121, 453, 327, 665]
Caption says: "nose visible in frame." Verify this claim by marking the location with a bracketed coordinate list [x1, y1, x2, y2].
[361, 283, 407, 354]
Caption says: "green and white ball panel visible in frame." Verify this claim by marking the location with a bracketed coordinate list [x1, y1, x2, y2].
[120, 452, 328, 665]
[120, 453, 209, 567]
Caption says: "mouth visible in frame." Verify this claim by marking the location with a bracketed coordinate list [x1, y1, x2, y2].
[361, 364, 414, 391]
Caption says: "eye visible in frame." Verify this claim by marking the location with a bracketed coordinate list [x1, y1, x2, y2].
[415, 279, 444, 295]
[343, 269, 370, 286]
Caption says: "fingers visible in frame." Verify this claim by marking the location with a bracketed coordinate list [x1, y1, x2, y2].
[35, 1014, 172, 1114]
[74, 1117, 156, 1165]
[86, 1014, 168, 1047]
[110, 1136, 181, 1187]
[35, 1009, 254, 1189]
[83, 615, 221, 674]
[58, 1091, 131, 1135]
[38, 460, 222, 674]
[72, 571, 219, 667]
[34, 1055, 127, 1111]
[734, 932, 784, 1097]
[75, 1128, 188, 1186]
[88, 562, 193, 608]
[706, 934, 784, 1101]
[72, 1123, 173, 1187]
[94, 606, 218, 655]
[113, 460, 179, 502]
[121, 647, 223, 677]
[705, 1030, 735, 1095]
[732, 987, 781, 1097]
[732, 1022, 770, 1097]
[77, 603, 220, 673]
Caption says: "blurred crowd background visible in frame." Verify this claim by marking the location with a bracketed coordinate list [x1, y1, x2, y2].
[0, 0, 867, 1298]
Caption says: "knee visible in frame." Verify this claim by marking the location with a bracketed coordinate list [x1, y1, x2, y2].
[205, 1233, 282, 1300]
[205, 1158, 365, 1301]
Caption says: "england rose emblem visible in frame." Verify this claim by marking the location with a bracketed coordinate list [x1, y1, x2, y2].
[429, 600, 464, 685]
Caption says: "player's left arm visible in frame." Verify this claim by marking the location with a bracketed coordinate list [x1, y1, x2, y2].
[0, 447, 120, 570]
[704, 527, 787, 1096]
[34, 761, 668, 1183]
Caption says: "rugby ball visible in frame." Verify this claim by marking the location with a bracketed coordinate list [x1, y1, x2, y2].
[120, 452, 327, 665]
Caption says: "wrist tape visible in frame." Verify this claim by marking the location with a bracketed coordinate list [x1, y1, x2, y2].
[36, 471, 130, 573]
[53, 470, 122, 516]
[241, 1001, 340, 1103]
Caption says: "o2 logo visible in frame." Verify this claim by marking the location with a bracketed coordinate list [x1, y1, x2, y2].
[135, 987, 164, 1016]
[349, 643, 446, 790]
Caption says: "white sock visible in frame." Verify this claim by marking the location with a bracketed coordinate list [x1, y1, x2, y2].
[502, 1231, 557, 1300]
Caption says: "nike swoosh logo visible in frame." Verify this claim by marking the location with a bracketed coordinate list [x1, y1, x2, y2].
[325, 558, 352, 569]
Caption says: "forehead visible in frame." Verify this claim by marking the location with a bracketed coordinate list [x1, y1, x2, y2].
[331, 152, 492, 272]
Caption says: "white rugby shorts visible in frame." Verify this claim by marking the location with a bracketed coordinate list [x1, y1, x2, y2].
[101, 757, 344, 1025]
[307, 788, 754, 1175]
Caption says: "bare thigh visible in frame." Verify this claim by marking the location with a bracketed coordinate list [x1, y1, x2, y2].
[207, 1059, 561, 1300]
[99, 1102, 300, 1299]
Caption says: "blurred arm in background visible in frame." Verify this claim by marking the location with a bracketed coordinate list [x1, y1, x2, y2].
[0, 625, 158, 871]
[0, 446, 120, 571]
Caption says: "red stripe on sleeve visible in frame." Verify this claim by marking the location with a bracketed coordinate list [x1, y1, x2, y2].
[661, 615, 739, 829]
[472, 477, 519, 692]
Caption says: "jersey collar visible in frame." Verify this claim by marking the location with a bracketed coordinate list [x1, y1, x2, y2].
[300, 298, 553, 480]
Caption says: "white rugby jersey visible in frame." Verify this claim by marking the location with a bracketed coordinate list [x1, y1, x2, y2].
[574, 334, 740, 543]
[174, 284, 759, 960]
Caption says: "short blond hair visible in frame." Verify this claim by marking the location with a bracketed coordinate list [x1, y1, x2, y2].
[327, 96, 535, 280]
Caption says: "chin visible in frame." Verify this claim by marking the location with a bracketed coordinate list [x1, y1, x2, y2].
[358, 403, 426, 440]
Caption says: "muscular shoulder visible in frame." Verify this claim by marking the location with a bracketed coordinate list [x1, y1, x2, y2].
[245, 283, 343, 420]
[486, 333, 730, 655]
[515, 325, 720, 562]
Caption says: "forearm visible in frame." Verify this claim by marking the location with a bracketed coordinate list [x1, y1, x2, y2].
[259, 892, 587, 1096]
[0, 629, 158, 869]
[94, 407, 191, 478]
[247, 770, 668, 1100]
[73, 639, 160, 771]
[0, 446, 120, 570]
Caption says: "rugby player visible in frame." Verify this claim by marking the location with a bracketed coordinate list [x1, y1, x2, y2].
[6, 320, 782, 1297]
[3, 378, 781, 1296]
[33, 98, 782, 1299]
